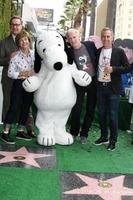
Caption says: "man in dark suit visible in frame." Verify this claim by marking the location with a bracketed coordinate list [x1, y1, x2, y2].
[94, 27, 132, 151]
[0, 16, 35, 138]
[0, 16, 22, 122]
[66, 28, 97, 144]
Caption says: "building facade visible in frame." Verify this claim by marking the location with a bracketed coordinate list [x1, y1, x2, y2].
[95, 0, 116, 36]
[115, 0, 133, 39]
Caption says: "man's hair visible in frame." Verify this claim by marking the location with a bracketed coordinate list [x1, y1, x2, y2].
[10, 15, 23, 25]
[15, 30, 31, 47]
[66, 28, 80, 38]
[101, 27, 114, 38]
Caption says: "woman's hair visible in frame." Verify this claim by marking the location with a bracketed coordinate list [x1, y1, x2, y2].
[15, 30, 31, 47]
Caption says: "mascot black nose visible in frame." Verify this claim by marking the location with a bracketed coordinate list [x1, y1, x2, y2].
[54, 62, 63, 70]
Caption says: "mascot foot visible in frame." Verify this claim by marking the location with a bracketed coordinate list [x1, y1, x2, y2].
[55, 132, 73, 145]
[37, 135, 55, 146]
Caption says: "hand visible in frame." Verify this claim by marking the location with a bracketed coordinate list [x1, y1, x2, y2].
[22, 76, 41, 92]
[10, 51, 17, 58]
[104, 64, 113, 74]
[19, 69, 35, 78]
[72, 70, 92, 86]
[26, 69, 35, 77]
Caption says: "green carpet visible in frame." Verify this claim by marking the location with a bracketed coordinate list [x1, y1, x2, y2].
[57, 126, 133, 174]
[0, 124, 133, 200]
[0, 168, 60, 200]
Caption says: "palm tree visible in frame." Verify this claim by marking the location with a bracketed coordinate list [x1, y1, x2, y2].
[82, 0, 91, 40]
[73, 4, 83, 28]
[58, 0, 82, 29]
[58, 0, 97, 40]
[58, 15, 69, 29]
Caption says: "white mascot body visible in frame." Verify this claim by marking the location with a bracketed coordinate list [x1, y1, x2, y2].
[23, 31, 92, 146]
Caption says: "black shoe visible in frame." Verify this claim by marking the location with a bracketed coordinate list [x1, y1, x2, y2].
[107, 141, 116, 151]
[27, 130, 36, 138]
[16, 131, 32, 141]
[1, 133, 15, 144]
[94, 137, 109, 145]
[80, 136, 87, 144]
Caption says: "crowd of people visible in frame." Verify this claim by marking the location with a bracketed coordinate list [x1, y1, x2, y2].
[0, 15, 133, 150]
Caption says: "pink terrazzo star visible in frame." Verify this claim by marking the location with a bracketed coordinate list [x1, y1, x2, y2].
[0, 146, 51, 168]
[64, 173, 133, 200]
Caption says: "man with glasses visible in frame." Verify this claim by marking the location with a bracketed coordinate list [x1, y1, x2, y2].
[0, 16, 22, 122]
[0, 16, 35, 139]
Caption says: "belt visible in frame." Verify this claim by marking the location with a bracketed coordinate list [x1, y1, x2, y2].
[98, 82, 111, 86]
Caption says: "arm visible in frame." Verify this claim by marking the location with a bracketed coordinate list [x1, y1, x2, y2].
[0, 40, 10, 66]
[23, 62, 47, 92]
[8, 56, 30, 79]
[8, 56, 19, 79]
[70, 63, 92, 86]
[8, 50, 35, 80]
[104, 48, 132, 75]
[112, 49, 131, 74]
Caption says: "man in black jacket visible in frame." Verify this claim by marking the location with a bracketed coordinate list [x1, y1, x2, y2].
[94, 27, 132, 151]
[66, 28, 97, 144]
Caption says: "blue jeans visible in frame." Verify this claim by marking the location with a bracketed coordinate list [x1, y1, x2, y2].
[97, 83, 120, 142]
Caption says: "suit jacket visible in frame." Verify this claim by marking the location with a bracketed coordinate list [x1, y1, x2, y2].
[0, 34, 18, 84]
[97, 47, 131, 93]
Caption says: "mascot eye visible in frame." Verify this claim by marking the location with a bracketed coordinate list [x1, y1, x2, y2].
[43, 48, 46, 53]
[58, 44, 61, 46]
[38, 40, 43, 45]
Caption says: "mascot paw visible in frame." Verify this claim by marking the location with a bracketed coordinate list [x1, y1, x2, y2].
[72, 70, 92, 86]
[22, 76, 40, 92]
[55, 132, 74, 145]
[37, 135, 55, 146]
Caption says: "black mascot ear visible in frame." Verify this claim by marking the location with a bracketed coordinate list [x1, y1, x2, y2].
[34, 41, 42, 73]
[60, 34, 73, 65]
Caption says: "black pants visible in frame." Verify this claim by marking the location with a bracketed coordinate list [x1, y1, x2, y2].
[1, 77, 13, 122]
[70, 77, 97, 138]
[4, 79, 33, 126]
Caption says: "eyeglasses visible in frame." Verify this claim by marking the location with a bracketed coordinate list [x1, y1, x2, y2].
[11, 23, 21, 27]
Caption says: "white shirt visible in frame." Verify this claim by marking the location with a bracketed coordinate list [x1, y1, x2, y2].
[98, 48, 112, 82]
[8, 50, 34, 79]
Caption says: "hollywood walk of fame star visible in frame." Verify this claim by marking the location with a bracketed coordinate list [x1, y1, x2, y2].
[0, 146, 52, 168]
[64, 173, 133, 200]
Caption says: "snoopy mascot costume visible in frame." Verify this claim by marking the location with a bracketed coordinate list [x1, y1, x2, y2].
[23, 30, 92, 146]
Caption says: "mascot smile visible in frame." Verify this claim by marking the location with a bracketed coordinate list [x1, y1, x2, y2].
[23, 30, 91, 146]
